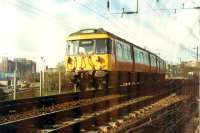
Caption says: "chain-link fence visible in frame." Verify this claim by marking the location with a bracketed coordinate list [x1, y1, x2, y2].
[0, 71, 75, 102]
[43, 71, 73, 95]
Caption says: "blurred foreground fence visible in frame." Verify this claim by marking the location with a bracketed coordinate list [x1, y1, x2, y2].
[0, 71, 74, 101]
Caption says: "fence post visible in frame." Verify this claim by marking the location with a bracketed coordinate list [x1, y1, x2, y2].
[13, 71, 16, 100]
[42, 71, 45, 90]
[59, 71, 61, 94]
[40, 71, 42, 96]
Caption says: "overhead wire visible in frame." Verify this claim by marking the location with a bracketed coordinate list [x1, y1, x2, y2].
[78, 0, 184, 59]
[143, 0, 197, 59]
[73, 0, 137, 41]
[6, 0, 199, 61]
[85, 0, 149, 50]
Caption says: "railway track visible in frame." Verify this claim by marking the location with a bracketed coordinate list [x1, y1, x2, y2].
[39, 95, 154, 133]
[113, 94, 189, 133]
[0, 78, 194, 133]
[0, 89, 171, 133]
[33, 92, 185, 133]
[0, 89, 114, 116]
[0, 94, 122, 125]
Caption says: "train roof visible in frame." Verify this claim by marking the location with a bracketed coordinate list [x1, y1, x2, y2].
[68, 28, 165, 62]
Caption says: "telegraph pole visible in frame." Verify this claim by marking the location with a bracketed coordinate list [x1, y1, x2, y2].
[41, 57, 46, 89]
[197, 46, 199, 63]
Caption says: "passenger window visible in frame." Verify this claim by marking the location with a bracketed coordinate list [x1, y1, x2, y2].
[153, 57, 156, 66]
[127, 46, 132, 60]
[139, 52, 144, 64]
[134, 48, 140, 63]
[116, 41, 132, 61]
[122, 43, 132, 61]
[116, 42, 123, 60]
[144, 53, 147, 65]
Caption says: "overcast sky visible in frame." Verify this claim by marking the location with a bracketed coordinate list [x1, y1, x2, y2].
[0, 0, 199, 70]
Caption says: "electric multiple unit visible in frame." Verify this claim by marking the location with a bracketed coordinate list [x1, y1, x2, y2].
[65, 28, 166, 90]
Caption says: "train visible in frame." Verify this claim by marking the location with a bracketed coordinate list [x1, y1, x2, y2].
[64, 28, 166, 91]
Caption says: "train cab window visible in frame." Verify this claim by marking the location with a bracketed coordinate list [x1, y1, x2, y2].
[95, 39, 107, 54]
[66, 41, 78, 55]
[79, 40, 94, 54]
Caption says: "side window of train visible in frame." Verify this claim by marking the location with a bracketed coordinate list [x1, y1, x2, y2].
[144, 53, 149, 65]
[112, 39, 115, 55]
[160, 61, 162, 70]
[152, 56, 154, 66]
[156, 58, 158, 68]
[127, 44, 132, 61]
[159, 60, 161, 70]
[108, 39, 114, 54]
[162, 62, 164, 70]
[134, 48, 141, 64]
[116, 41, 123, 60]
[161, 61, 163, 70]
[151, 55, 156, 67]
[116, 40, 132, 61]
[96, 39, 107, 54]
[139, 52, 144, 64]
[108, 39, 113, 54]
[144, 53, 147, 65]
[122, 42, 132, 61]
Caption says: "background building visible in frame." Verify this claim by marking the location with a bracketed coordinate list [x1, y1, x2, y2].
[0, 57, 36, 79]
[14, 58, 36, 78]
[0, 57, 14, 73]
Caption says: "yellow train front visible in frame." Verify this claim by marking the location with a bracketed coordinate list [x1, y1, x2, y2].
[65, 29, 111, 91]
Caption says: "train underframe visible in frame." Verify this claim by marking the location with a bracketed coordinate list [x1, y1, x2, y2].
[66, 70, 165, 95]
